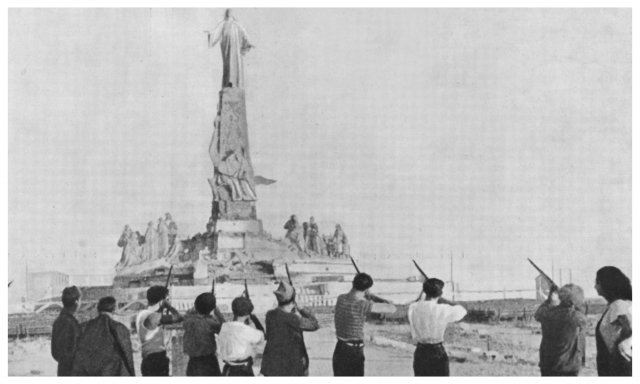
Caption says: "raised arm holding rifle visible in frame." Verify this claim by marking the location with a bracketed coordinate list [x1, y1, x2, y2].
[529, 258, 587, 376]
[209, 270, 225, 325]
[411, 258, 462, 307]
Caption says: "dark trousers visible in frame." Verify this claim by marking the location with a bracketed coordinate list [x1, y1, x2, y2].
[186, 354, 221, 376]
[332, 340, 365, 376]
[57, 361, 73, 376]
[414, 343, 449, 376]
[541, 368, 579, 376]
[222, 358, 254, 376]
[141, 351, 169, 376]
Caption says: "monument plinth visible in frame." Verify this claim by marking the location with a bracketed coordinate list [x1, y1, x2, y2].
[208, 87, 258, 217]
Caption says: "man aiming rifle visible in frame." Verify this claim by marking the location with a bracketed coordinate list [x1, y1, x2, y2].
[216, 275, 265, 376]
[529, 258, 587, 376]
[331, 257, 396, 376]
[260, 263, 319, 376]
[407, 259, 467, 376]
[136, 265, 184, 376]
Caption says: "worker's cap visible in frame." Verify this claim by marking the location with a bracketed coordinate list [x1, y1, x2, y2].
[273, 281, 296, 304]
[558, 284, 584, 308]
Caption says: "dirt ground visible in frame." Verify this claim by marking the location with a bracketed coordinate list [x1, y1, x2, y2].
[9, 315, 600, 377]
[369, 316, 599, 376]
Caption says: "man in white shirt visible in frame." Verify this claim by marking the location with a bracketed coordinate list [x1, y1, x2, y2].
[407, 278, 467, 376]
[218, 297, 265, 376]
[136, 286, 183, 376]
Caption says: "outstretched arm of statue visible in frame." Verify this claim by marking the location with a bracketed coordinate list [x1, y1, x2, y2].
[207, 22, 224, 48]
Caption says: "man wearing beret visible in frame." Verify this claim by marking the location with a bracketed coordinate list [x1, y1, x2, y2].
[260, 281, 319, 376]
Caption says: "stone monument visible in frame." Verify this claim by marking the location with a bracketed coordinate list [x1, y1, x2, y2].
[113, 10, 299, 288]
[206, 10, 263, 256]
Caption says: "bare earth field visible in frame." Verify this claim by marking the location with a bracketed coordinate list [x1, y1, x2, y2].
[369, 316, 599, 376]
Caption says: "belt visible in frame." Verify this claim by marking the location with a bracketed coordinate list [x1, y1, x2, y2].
[224, 357, 253, 366]
[417, 342, 443, 347]
[338, 339, 364, 348]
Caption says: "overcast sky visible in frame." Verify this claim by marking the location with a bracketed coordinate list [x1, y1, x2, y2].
[8, 8, 631, 296]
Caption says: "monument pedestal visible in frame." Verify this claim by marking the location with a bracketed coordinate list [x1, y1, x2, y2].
[208, 86, 262, 266]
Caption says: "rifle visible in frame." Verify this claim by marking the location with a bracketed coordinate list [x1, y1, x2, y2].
[527, 258, 558, 288]
[284, 263, 299, 311]
[411, 258, 429, 280]
[348, 256, 392, 304]
[349, 255, 361, 274]
[284, 263, 294, 286]
[411, 258, 429, 302]
[162, 265, 174, 316]
[244, 278, 250, 299]
[211, 270, 216, 295]
[164, 265, 174, 289]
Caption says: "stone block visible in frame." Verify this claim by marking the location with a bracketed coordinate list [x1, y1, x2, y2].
[217, 233, 246, 249]
[215, 219, 262, 234]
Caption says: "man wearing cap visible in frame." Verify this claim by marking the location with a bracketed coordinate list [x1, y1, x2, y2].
[333, 272, 397, 376]
[72, 296, 135, 376]
[51, 286, 82, 376]
[136, 285, 184, 376]
[182, 292, 227, 376]
[218, 296, 265, 376]
[534, 283, 588, 376]
[260, 281, 320, 376]
[408, 278, 467, 376]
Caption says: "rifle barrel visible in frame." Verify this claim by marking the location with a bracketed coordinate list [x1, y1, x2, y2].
[285, 263, 293, 286]
[349, 256, 361, 274]
[527, 258, 557, 287]
[411, 259, 429, 280]
[164, 265, 174, 289]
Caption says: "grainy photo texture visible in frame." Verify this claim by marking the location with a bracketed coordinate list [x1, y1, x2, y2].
[8, 8, 631, 377]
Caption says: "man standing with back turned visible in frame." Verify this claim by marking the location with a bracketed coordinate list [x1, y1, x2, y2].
[136, 285, 184, 376]
[408, 278, 467, 376]
[51, 286, 82, 376]
[333, 273, 397, 376]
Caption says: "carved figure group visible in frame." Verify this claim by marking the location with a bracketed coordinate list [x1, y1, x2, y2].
[284, 215, 349, 258]
[116, 213, 180, 271]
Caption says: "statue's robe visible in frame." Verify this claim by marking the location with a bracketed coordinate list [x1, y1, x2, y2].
[141, 224, 158, 261]
[214, 151, 257, 201]
[157, 220, 170, 258]
[209, 17, 252, 89]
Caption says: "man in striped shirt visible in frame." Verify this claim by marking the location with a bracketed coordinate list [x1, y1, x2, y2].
[333, 273, 396, 376]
